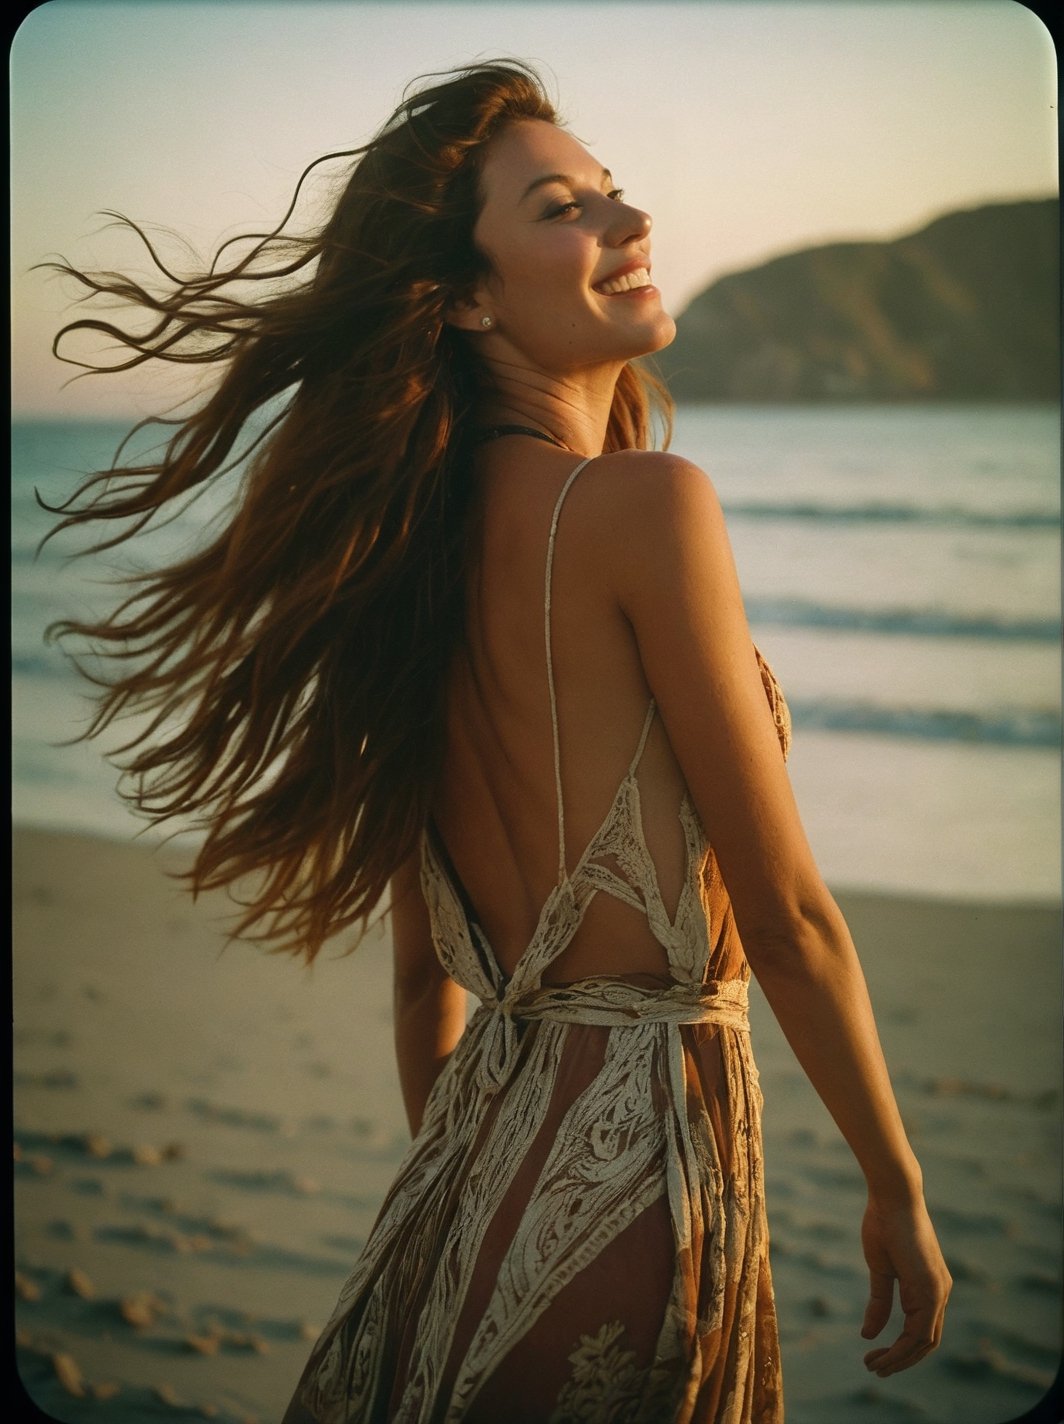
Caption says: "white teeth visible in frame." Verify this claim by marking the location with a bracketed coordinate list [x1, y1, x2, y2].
[595, 267, 651, 295]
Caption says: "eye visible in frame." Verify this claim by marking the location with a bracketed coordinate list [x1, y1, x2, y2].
[543, 188, 625, 220]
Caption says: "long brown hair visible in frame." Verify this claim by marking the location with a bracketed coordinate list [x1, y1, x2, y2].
[43, 60, 674, 960]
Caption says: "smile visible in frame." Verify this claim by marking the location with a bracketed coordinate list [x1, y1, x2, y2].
[593, 267, 652, 296]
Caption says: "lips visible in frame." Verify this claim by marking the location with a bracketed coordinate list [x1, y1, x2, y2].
[592, 263, 653, 296]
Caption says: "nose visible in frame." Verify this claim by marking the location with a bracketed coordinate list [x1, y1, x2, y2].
[605, 199, 652, 246]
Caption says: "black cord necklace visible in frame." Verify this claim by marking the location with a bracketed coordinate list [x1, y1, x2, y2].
[472, 423, 569, 451]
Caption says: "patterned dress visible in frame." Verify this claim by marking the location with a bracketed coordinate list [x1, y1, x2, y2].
[284, 458, 789, 1423]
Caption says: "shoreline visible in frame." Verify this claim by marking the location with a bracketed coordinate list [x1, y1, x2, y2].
[14, 826, 1062, 1423]
[14, 816, 1063, 914]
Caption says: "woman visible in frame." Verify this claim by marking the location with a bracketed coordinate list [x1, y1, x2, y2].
[47, 62, 949, 1423]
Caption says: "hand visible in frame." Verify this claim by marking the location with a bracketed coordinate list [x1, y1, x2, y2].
[860, 1195, 952, 1376]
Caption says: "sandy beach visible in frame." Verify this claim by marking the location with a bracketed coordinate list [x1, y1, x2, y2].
[14, 826, 1062, 1424]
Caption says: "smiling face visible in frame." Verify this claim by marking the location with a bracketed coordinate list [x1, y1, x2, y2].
[464, 120, 676, 375]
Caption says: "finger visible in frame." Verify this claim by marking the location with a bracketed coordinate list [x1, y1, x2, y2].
[864, 1337, 936, 1368]
[864, 1301, 938, 1374]
[863, 1327, 937, 1376]
[929, 1303, 948, 1350]
[861, 1269, 895, 1339]
[868, 1280, 951, 1373]
[877, 1286, 950, 1372]
[864, 1346, 931, 1376]
[868, 1340, 936, 1376]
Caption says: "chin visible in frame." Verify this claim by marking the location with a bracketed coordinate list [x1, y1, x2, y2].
[649, 310, 677, 351]
[629, 309, 676, 359]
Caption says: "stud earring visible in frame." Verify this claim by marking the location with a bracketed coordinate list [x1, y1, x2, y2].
[480, 315, 493, 329]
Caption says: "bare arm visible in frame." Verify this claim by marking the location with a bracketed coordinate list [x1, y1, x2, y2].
[391, 852, 467, 1138]
[605, 453, 951, 1376]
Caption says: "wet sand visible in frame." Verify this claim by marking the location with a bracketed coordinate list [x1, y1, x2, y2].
[13, 826, 1062, 1423]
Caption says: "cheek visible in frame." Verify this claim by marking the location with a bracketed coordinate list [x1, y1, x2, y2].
[497, 237, 592, 306]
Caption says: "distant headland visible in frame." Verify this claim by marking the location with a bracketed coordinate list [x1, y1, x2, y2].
[658, 197, 1058, 402]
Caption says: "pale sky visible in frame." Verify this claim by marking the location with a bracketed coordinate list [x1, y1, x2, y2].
[11, 0, 1057, 417]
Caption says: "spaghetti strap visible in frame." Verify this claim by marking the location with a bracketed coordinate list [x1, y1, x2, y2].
[629, 698, 657, 773]
[544, 458, 660, 883]
[544, 457, 595, 884]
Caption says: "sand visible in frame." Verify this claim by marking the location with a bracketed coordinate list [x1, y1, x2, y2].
[13, 826, 1062, 1424]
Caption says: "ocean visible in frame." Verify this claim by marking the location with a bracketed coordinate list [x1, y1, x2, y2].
[12, 404, 1061, 903]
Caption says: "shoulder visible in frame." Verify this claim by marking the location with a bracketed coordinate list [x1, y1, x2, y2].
[580, 448, 723, 519]
[574, 449, 729, 569]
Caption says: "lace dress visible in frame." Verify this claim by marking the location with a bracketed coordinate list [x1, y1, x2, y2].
[284, 458, 789, 1423]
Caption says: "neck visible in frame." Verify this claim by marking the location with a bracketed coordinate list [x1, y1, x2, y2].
[475, 360, 623, 457]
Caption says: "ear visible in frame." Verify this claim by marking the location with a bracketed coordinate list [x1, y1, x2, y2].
[444, 290, 494, 333]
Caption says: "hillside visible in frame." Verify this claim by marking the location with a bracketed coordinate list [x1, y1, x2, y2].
[659, 197, 1059, 401]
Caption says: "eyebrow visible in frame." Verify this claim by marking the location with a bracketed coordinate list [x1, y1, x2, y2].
[519, 168, 613, 203]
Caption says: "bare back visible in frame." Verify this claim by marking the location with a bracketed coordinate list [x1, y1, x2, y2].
[432, 444, 693, 983]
